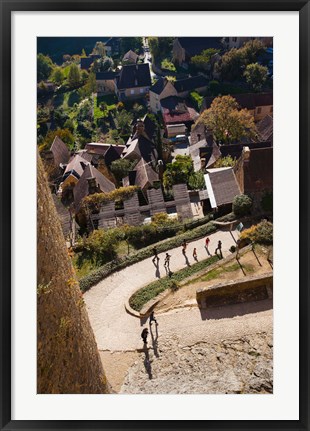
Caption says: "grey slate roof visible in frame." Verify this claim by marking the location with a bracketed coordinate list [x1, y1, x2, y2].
[205, 167, 241, 208]
[177, 37, 223, 57]
[117, 63, 151, 90]
[174, 75, 208, 93]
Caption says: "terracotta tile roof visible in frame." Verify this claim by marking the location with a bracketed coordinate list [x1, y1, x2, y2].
[161, 96, 198, 125]
[50, 136, 70, 167]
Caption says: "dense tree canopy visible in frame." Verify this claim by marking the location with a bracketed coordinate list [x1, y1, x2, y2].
[92, 41, 106, 57]
[110, 159, 136, 184]
[191, 48, 220, 71]
[37, 53, 54, 82]
[216, 39, 264, 81]
[232, 194, 253, 216]
[197, 95, 257, 144]
[243, 62, 268, 91]
[51, 67, 64, 85]
[116, 110, 134, 134]
[68, 63, 81, 87]
[163, 155, 194, 189]
[120, 37, 143, 55]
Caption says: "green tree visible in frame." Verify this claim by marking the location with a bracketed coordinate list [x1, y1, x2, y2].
[244, 62, 268, 91]
[81, 48, 87, 58]
[68, 63, 81, 87]
[197, 95, 256, 144]
[191, 48, 220, 71]
[110, 159, 136, 184]
[39, 128, 75, 152]
[232, 194, 252, 216]
[37, 53, 54, 82]
[148, 37, 160, 58]
[116, 110, 134, 134]
[51, 67, 64, 85]
[120, 37, 143, 55]
[188, 171, 205, 190]
[92, 41, 106, 57]
[214, 155, 237, 168]
[163, 155, 194, 189]
[81, 69, 89, 84]
[216, 39, 264, 81]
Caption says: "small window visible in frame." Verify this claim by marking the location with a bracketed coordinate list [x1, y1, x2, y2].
[130, 89, 135, 95]
[140, 88, 144, 93]
[257, 107, 262, 114]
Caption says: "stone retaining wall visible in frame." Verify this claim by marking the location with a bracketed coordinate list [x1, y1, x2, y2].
[196, 272, 273, 309]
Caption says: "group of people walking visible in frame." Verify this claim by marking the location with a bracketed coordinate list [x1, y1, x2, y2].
[152, 236, 223, 269]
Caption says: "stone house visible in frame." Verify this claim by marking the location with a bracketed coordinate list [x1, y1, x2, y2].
[122, 49, 139, 64]
[122, 157, 159, 197]
[149, 77, 177, 113]
[115, 63, 151, 100]
[203, 167, 241, 215]
[234, 146, 273, 212]
[122, 118, 157, 164]
[172, 37, 223, 67]
[96, 71, 119, 95]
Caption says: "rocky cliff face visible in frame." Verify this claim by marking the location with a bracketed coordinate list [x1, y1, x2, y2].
[37, 154, 109, 394]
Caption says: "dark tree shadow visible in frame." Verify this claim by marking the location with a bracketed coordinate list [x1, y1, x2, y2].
[251, 248, 262, 267]
[143, 344, 153, 379]
[149, 323, 159, 358]
[230, 230, 237, 244]
[236, 257, 246, 276]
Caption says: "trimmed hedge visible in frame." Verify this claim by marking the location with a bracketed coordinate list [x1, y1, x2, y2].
[79, 221, 217, 292]
[129, 255, 219, 311]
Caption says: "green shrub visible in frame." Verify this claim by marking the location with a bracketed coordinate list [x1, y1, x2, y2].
[232, 194, 252, 217]
[190, 91, 204, 110]
[129, 255, 218, 311]
[240, 220, 273, 245]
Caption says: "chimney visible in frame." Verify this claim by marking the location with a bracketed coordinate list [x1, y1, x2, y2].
[242, 146, 251, 163]
[87, 177, 97, 195]
[157, 159, 164, 181]
[135, 119, 145, 136]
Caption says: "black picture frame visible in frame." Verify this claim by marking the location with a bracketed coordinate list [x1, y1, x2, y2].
[1, 1, 309, 430]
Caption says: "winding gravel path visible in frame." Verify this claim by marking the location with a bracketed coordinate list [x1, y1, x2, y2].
[83, 229, 253, 351]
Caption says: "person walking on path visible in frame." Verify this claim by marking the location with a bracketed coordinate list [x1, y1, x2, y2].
[141, 328, 148, 344]
[152, 246, 160, 264]
[193, 248, 197, 260]
[149, 311, 157, 326]
[182, 240, 187, 255]
[215, 240, 223, 259]
[164, 253, 171, 271]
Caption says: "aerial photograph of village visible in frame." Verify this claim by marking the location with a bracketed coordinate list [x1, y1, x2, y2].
[37, 36, 273, 395]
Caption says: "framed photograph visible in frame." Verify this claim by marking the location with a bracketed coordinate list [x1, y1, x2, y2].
[1, 0, 309, 429]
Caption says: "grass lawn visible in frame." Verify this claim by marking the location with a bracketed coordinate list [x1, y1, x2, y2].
[93, 94, 118, 120]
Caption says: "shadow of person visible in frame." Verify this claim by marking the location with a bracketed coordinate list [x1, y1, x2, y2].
[193, 256, 198, 262]
[143, 343, 153, 379]
[205, 246, 211, 256]
[150, 322, 159, 358]
[155, 263, 161, 278]
[184, 254, 191, 267]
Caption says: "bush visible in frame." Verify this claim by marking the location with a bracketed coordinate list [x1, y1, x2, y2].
[240, 220, 273, 245]
[232, 194, 252, 217]
[129, 254, 219, 311]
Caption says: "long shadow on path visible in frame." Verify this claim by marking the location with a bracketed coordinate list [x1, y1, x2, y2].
[143, 343, 153, 379]
[150, 322, 159, 358]
[199, 298, 273, 321]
